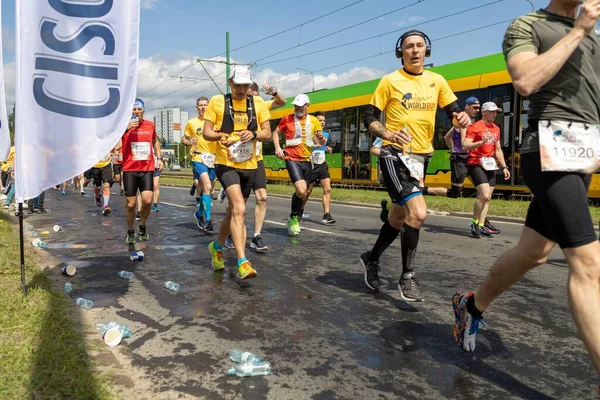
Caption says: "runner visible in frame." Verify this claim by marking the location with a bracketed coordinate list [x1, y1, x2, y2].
[300, 111, 336, 224]
[90, 153, 113, 215]
[112, 146, 124, 196]
[182, 96, 217, 233]
[273, 93, 327, 236]
[463, 102, 510, 238]
[0, 145, 13, 191]
[452, 1, 600, 383]
[358, 29, 470, 301]
[117, 98, 163, 244]
[152, 155, 161, 212]
[203, 66, 272, 279]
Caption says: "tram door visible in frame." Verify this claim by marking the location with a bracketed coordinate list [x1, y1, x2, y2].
[342, 106, 372, 180]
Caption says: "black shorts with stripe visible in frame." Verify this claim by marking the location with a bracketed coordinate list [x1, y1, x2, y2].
[379, 145, 423, 205]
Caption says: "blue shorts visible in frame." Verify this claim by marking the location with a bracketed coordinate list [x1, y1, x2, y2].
[193, 161, 216, 181]
[153, 169, 161, 178]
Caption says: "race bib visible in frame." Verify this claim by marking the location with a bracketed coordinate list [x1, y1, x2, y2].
[480, 157, 498, 171]
[201, 153, 215, 168]
[131, 142, 151, 161]
[400, 153, 424, 180]
[229, 141, 254, 163]
[255, 141, 262, 157]
[311, 150, 326, 165]
[539, 120, 600, 173]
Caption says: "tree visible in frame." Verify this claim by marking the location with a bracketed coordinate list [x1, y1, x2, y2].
[8, 104, 14, 143]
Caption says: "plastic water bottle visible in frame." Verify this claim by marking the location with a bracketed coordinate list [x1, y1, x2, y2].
[117, 271, 135, 280]
[230, 350, 262, 364]
[164, 281, 180, 292]
[64, 282, 72, 294]
[74, 298, 94, 309]
[227, 361, 272, 377]
[97, 322, 132, 338]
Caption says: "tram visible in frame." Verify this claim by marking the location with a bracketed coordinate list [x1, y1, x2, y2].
[262, 53, 600, 199]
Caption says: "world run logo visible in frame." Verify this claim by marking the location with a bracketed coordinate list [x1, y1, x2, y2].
[33, 0, 120, 119]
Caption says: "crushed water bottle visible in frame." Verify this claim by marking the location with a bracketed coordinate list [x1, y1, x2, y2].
[74, 298, 94, 309]
[227, 361, 272, 377]
[64, 282, 72, 294]
[230, 349, 262, 364]
[117, 271, 135, 280]
[96, 322, 132, 338]
[164, 281, 180, 292]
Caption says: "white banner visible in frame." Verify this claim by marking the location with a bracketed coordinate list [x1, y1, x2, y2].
[15, 0, 141, 202]
[0, 1, 10, 162]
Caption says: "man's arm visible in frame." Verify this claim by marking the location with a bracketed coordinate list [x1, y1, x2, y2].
[494, 141, 510, 180]
[273, 127, 285, 159]
[443, 127, 455, 150]
[370, 146, 381, 157]
[270, 92, 286, 110]
[153, 136, 163, 170]
[202, 120, 224, 141]
[462, 137, 484, 152]
[256, 121, 271, 142]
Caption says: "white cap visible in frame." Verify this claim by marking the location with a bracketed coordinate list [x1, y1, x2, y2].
[292, 93, 310, 106]
[229, 66, 252, 85]
[482, 102, 501, 112]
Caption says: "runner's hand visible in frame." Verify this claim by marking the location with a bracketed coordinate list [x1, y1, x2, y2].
[157, 159, 164, 171]
[239, 130, 254, 144]
[503, 168, 510, 181]
[577, 0, 600, 35]
[386, 129, 411, 145]
[190, 138, 197, 146]
[220, 134, 236, 147]
[127, 118, 139, 130]
[275, 148, 285, 159]
[453, 111, 471, 129]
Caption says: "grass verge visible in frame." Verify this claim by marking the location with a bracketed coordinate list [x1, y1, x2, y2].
[0, 213, 111, 399]
[161, 176, 600, 221]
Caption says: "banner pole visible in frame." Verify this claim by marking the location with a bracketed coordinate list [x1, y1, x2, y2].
[18, 202, 27, 296]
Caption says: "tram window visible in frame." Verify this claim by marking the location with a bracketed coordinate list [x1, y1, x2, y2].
[322, 110, 343, 153]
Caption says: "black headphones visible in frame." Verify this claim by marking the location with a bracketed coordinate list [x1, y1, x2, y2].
[395, 30, 432, 58]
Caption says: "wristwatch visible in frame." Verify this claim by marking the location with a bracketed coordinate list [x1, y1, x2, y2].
[252, 131, 258, 140]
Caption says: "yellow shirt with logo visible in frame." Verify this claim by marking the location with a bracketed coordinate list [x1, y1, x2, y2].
[1, 146, 14, 171]
[92, 153, 111, 169]
[256, 100, 275, 162]
[370, 69, 457, 154]
[184, 117, 217, 163]
[204, 95, 271, 169]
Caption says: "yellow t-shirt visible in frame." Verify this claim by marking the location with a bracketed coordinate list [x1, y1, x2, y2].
[93, 153, 111, 169]
[1, 146, 14, 171]
[370, 69, 457, 154]
[256, 100, 275, 162]
[204, 95, 271, 169]
[184, 117, 217, 163]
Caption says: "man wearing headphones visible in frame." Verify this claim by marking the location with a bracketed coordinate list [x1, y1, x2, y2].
[359, 30, 470, 301]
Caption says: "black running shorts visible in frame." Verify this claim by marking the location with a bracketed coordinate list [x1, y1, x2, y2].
[253, 160, 267, 191]
[286, 160, 312, 184]
[310, 162, 330, 184]
[112, 163, 122, 176]
[450, 154, 468, 185]
[91, 164, 113, 187]
[216, 165, 256, 199]
[521, 152, 596, 249]
[123, 171, 153, 197]
[467, 164, 496, 188]
[379, 146, 423, 206]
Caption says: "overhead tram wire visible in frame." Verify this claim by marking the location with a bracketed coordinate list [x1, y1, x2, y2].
[138, 61, 198, 98]
[253, 0, 504, 68]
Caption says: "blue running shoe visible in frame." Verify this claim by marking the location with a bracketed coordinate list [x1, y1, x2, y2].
[452, 291, 486, 352]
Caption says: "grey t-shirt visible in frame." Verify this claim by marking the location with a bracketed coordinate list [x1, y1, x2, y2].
[502, 10, 600, 153]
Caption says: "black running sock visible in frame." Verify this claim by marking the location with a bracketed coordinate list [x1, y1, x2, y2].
[291, 193, 303, 216]
[466, 294, 483, 318]
[401, 223, 419, 275]
[368, 221, 400, 261]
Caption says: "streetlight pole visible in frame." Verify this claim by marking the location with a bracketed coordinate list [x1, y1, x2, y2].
[297, 67, 315, 93]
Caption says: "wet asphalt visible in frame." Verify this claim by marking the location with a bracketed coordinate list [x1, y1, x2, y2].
[15, 184, 599, 400]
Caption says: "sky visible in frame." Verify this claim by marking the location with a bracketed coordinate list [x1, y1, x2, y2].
[0, 0, 540, 119]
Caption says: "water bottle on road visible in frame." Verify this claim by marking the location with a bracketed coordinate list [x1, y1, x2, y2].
[74, 298, 94, 309]
[230, 349, 262, 364]
[97, 322, 132, 338]
[227, 361, 272, 377]
[64, 282, 72, 294]
[164, 281, 180, 292]
[117, 271, 135, 280]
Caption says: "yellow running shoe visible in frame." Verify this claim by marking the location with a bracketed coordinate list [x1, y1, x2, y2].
[209, 241, 224, 271]
[238, 260, 257, 280]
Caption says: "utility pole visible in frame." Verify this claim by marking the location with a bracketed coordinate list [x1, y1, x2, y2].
[226, 32, 230, 94]
[297, 68, 315, 92]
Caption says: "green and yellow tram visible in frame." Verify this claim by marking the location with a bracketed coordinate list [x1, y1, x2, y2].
[262, 53, 600, 199]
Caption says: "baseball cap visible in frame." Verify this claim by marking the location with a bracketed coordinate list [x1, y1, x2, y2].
[482, 102, 501, 112]
[229, 66, 252, 85]
[465, 97, 479, 106]
[292, 93, 310, 106]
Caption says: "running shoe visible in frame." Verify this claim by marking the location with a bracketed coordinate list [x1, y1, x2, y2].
[484, 218, 500, 234]
[138, 225, 149, 241]
[102, 206, 111, 216]
[398, 272, 424, 302]
[250, 235, 268, 252]
[194, 211, 205, 231]
[3, 204, 8, 209]
[380, 199, 389, 223]
[135, 211, 141, 221]
[218, 188, 227, 204]
[480, 225, 494, 238]
[94, 192, 102, 207]
[359, 251, 386, 291]
[119, 189, 124, 196]
[469, 222, 481, 239]
[322, 213, 335, 224]
[80, 190, 85, 196]
[125, 230, 135, 245]
[151, 204, 159, 212]
[225, 235, 235, 249]
[204, 220, 215, 234]
[189, 183, 196, 197]
[211, 192, 218, 201]
[209, 241, 224, 271]
[287, 215, 301, 236]
[238, 260, 257, 280]
[452, 291, 486, 352]
[61, 190, 67, 196]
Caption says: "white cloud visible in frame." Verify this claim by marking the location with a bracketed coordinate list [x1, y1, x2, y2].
[141, 0, 159, 9]
[391, 16, 425, 27]
[2, 28, 15, 54]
